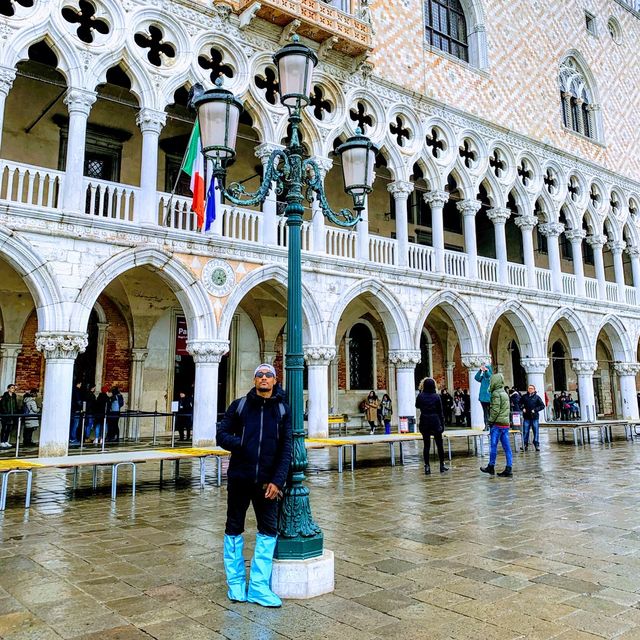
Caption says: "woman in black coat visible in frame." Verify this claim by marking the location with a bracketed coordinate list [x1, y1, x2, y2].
[415, 378, 448, 475]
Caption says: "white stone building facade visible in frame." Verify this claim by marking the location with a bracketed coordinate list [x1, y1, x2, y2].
[0, 0, 639, 456]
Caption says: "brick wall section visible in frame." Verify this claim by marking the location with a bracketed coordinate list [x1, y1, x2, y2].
[375, 337, 387, 390]
[15, 311, 42, 392]
[99, 295, 130, 393]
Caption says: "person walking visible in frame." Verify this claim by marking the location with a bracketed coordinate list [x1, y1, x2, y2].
[440, 388, 454, 426]
[474, 361, 493, 429]
[462, 389, 471, 427]
[481, 372, 513, 477]
[84, 384, 97, 442]
[453, 394, 464, 426]
[94, 386, 111, 444]
[416, 377, 448, 474]
[520, 384, 545, 451]
[0, 384, 18, 448]
[175, 391, 193, 441]
[22, 388, 40, 447]
[380, 393, 393, 434]
[69, 381, 84, 444]
[364, 391, 379, 434]
[107, 386, 124, 442]
[217, 363, 292, 608]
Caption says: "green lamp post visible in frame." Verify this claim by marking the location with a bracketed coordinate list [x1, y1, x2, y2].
[193, 36, 378, 560]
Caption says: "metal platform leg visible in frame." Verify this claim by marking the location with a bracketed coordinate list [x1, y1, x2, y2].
[199, 457, 206, 489]
[72, 467, 79, 490]
[217, 457, 222, 486]
[337, 446, 343, 473]
[111, 462, 136, 501]
[159, 459, 164, 485]
[350, 445, 356, 471]
[1, 469, 33, 511]
[92, 465, 98, 490]
[399, 441, 405, 465]
[389, 442, 396, 466]
[174, 459, 180, 480]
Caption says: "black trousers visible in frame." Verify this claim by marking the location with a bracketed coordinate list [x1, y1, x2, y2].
[1, 418, 15, 442]
[225, 479, 278, 537]
[422, 431, 445, 465]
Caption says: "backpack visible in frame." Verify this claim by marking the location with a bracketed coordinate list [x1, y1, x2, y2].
[236, 396, 286, 422]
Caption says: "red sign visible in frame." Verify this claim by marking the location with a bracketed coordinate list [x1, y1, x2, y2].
[176, 316, 189, 356]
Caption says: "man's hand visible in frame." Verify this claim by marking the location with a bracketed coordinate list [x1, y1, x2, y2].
[264, 483, 281, 500]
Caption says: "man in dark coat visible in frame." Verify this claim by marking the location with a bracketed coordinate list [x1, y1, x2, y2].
[217, 363, 292, 608]
[0, 384, 18, 448]
[520, 384, 546, 451]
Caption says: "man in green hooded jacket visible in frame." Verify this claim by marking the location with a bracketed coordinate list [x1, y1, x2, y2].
[481, 373, 513, 477]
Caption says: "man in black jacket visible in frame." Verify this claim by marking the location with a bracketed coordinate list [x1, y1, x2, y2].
[520, 384, 546, 451]
[217, 363, 292, 608]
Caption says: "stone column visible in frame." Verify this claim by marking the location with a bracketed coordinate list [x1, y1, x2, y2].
[521, 358, 549, 421]
[304, 346, 336, 438]
[36, 333, 88, 457]
[571, 360, 598, 422]
[136, 108, 166, 226]
[309, 157, 332, 254]
[574, 97, 585, 135]
[445, 361, 455, 392]
[487, 207, 511, 284]
[387, 180, 414, 268]
[0, 343, 22, 391]
[609, 240, 627, 302]
[187, 340, 229, 446]
[587, 234, 607, 300]
[613, 363, 640, 420]
[539, 222, 564, 293]
[564, 229, 587, 297]
[357, 196, 369, 261]
[626, 246, 640, 304]
[514, 214, 538, 288]
[462, 355, 490, 429]
[561, 91, 573, 127]
[61, 89, 97, 213]
[389, 351, 421, 421]
[0, 67, 16, 152]
[94, 322, 109, 391]
[129, 349, 148, 411]
[255, 143, 283, 246]
[457, 199, 481, 279]
[424, 190, 449, 273]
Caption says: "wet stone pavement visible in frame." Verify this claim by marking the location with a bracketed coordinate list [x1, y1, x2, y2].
[2, 435, 640, 639]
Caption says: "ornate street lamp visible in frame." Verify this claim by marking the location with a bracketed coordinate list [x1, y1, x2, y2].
[194, 35, 378, 560]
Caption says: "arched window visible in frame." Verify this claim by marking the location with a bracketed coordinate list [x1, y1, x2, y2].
[508, 341, 527, 391]
[424, 0, 469, 62]
[551, 341, 567, 391]
[348, 323, 374, 390]
[559, 56, 599, 140]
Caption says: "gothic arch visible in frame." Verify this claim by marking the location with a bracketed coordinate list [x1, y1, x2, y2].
[72, 247, 216, 341]
[485, 301, 545, 359]
[544, 308, 592, 360]
[594, 315, 634, 362]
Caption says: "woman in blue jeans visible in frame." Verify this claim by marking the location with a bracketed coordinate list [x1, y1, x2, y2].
[481, 373, 513, 477]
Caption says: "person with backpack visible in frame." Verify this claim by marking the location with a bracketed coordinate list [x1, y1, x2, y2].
[107, 386, 124, 442]
[481, 372, 513, 477]
[216, 363, 292, 608]
[22, 388, 40, 447]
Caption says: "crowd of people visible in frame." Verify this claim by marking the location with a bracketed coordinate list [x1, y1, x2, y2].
[0, 384, 40, 448]
[69, 382, 125, 445]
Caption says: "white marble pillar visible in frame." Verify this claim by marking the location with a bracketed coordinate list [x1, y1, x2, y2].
[445, 361, 455, 392]
[36, 333, 88, 457]
[0, 67, 16, 152]
[487, 207, 511, 284]
[564, 229, 586, 297]
[357, 196, 369, 261]
[94, 322, 109, 391]
[521, 358, 549, 421]
[309, 157, 333, 254]
[587, 234, 607, 300]
[609, 240, 627, 303]
[61, 89, 97, 213]
[387, 180, 414, 268]
[187, 340, 229, 446]
[626, 246, 640, 305]
[389, 351, 421, 421]
[136, 108, 166, 226]
[0, 343, 22, 391]
[255, 143, 283, 246]
[462, 355, 490, 429]
[514, 214, 538, 289]
[613, 363, 640, 420]
[129, 348, 148, 411]
[571, 361, 598, 422]
[539, 222, 564, 293]
[424, 190, 449, 273]
[304, 346, 336, 438]
[457, 199, 481, 279]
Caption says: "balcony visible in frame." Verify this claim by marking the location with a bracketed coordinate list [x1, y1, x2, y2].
[234, 0, 373, 56]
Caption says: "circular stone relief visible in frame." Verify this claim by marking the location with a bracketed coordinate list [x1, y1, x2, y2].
[202, 259, 235, 296]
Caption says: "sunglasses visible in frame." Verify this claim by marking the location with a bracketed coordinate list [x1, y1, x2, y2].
[255, 371, 275, 378]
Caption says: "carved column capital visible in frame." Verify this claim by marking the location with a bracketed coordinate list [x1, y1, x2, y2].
[131, 348, 149, 363]
[388, 350, 421, 368]
[0, 343, 22, 359]
[514, 214, 538, 231]
[136, 108, 167, 134]
[187, 340, 229, 364]
[304, 345, 337, 366]
[457, 199, 482, 217]
[255, 142, 284, 164]
[63, 88, 97, 116]
[564, 228, 587, 242]
[625, 245, 640, 258]
[445, 361, 455, 371]
[0, 67, 16, 96]
[387, 180, 414, 199]
[461, 354, 491, 369]
[586, 233, 607, 249]
[423, 190, 449, 208]
[487, 207, 511, 225]
[35, 332, 88, 360]
[520, 357, 549, 374]
[539, 222, 565, 238]
[608, 240, 626, 255]
[613, 362, 640, 376]
[571, 360, 598, 375]
[310, 156, 333, 178]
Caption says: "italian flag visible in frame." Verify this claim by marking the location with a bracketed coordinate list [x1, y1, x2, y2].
[182, 120, 205, 229]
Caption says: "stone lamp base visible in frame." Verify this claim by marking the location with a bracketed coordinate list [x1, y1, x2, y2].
[271, 549, 334, 599]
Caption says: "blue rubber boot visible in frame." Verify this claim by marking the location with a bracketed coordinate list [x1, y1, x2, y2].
[247, 533, 282, 607]
[223, 534, 247, 602]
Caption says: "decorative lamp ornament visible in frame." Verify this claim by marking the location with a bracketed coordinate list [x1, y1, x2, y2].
[273, 35, 318, 108]
[336, 127, 378, 209]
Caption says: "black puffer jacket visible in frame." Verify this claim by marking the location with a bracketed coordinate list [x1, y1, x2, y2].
[520, 392, 545, 420]
[217, 386, 292, 489]
[416, 379, 445, 434]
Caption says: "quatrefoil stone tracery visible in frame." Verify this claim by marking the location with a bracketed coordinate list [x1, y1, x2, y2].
[134, 25, 176, 67]
[0, 0, 33, 17]
[198, 47, 234, 82]
[62, 0, 109, 44]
